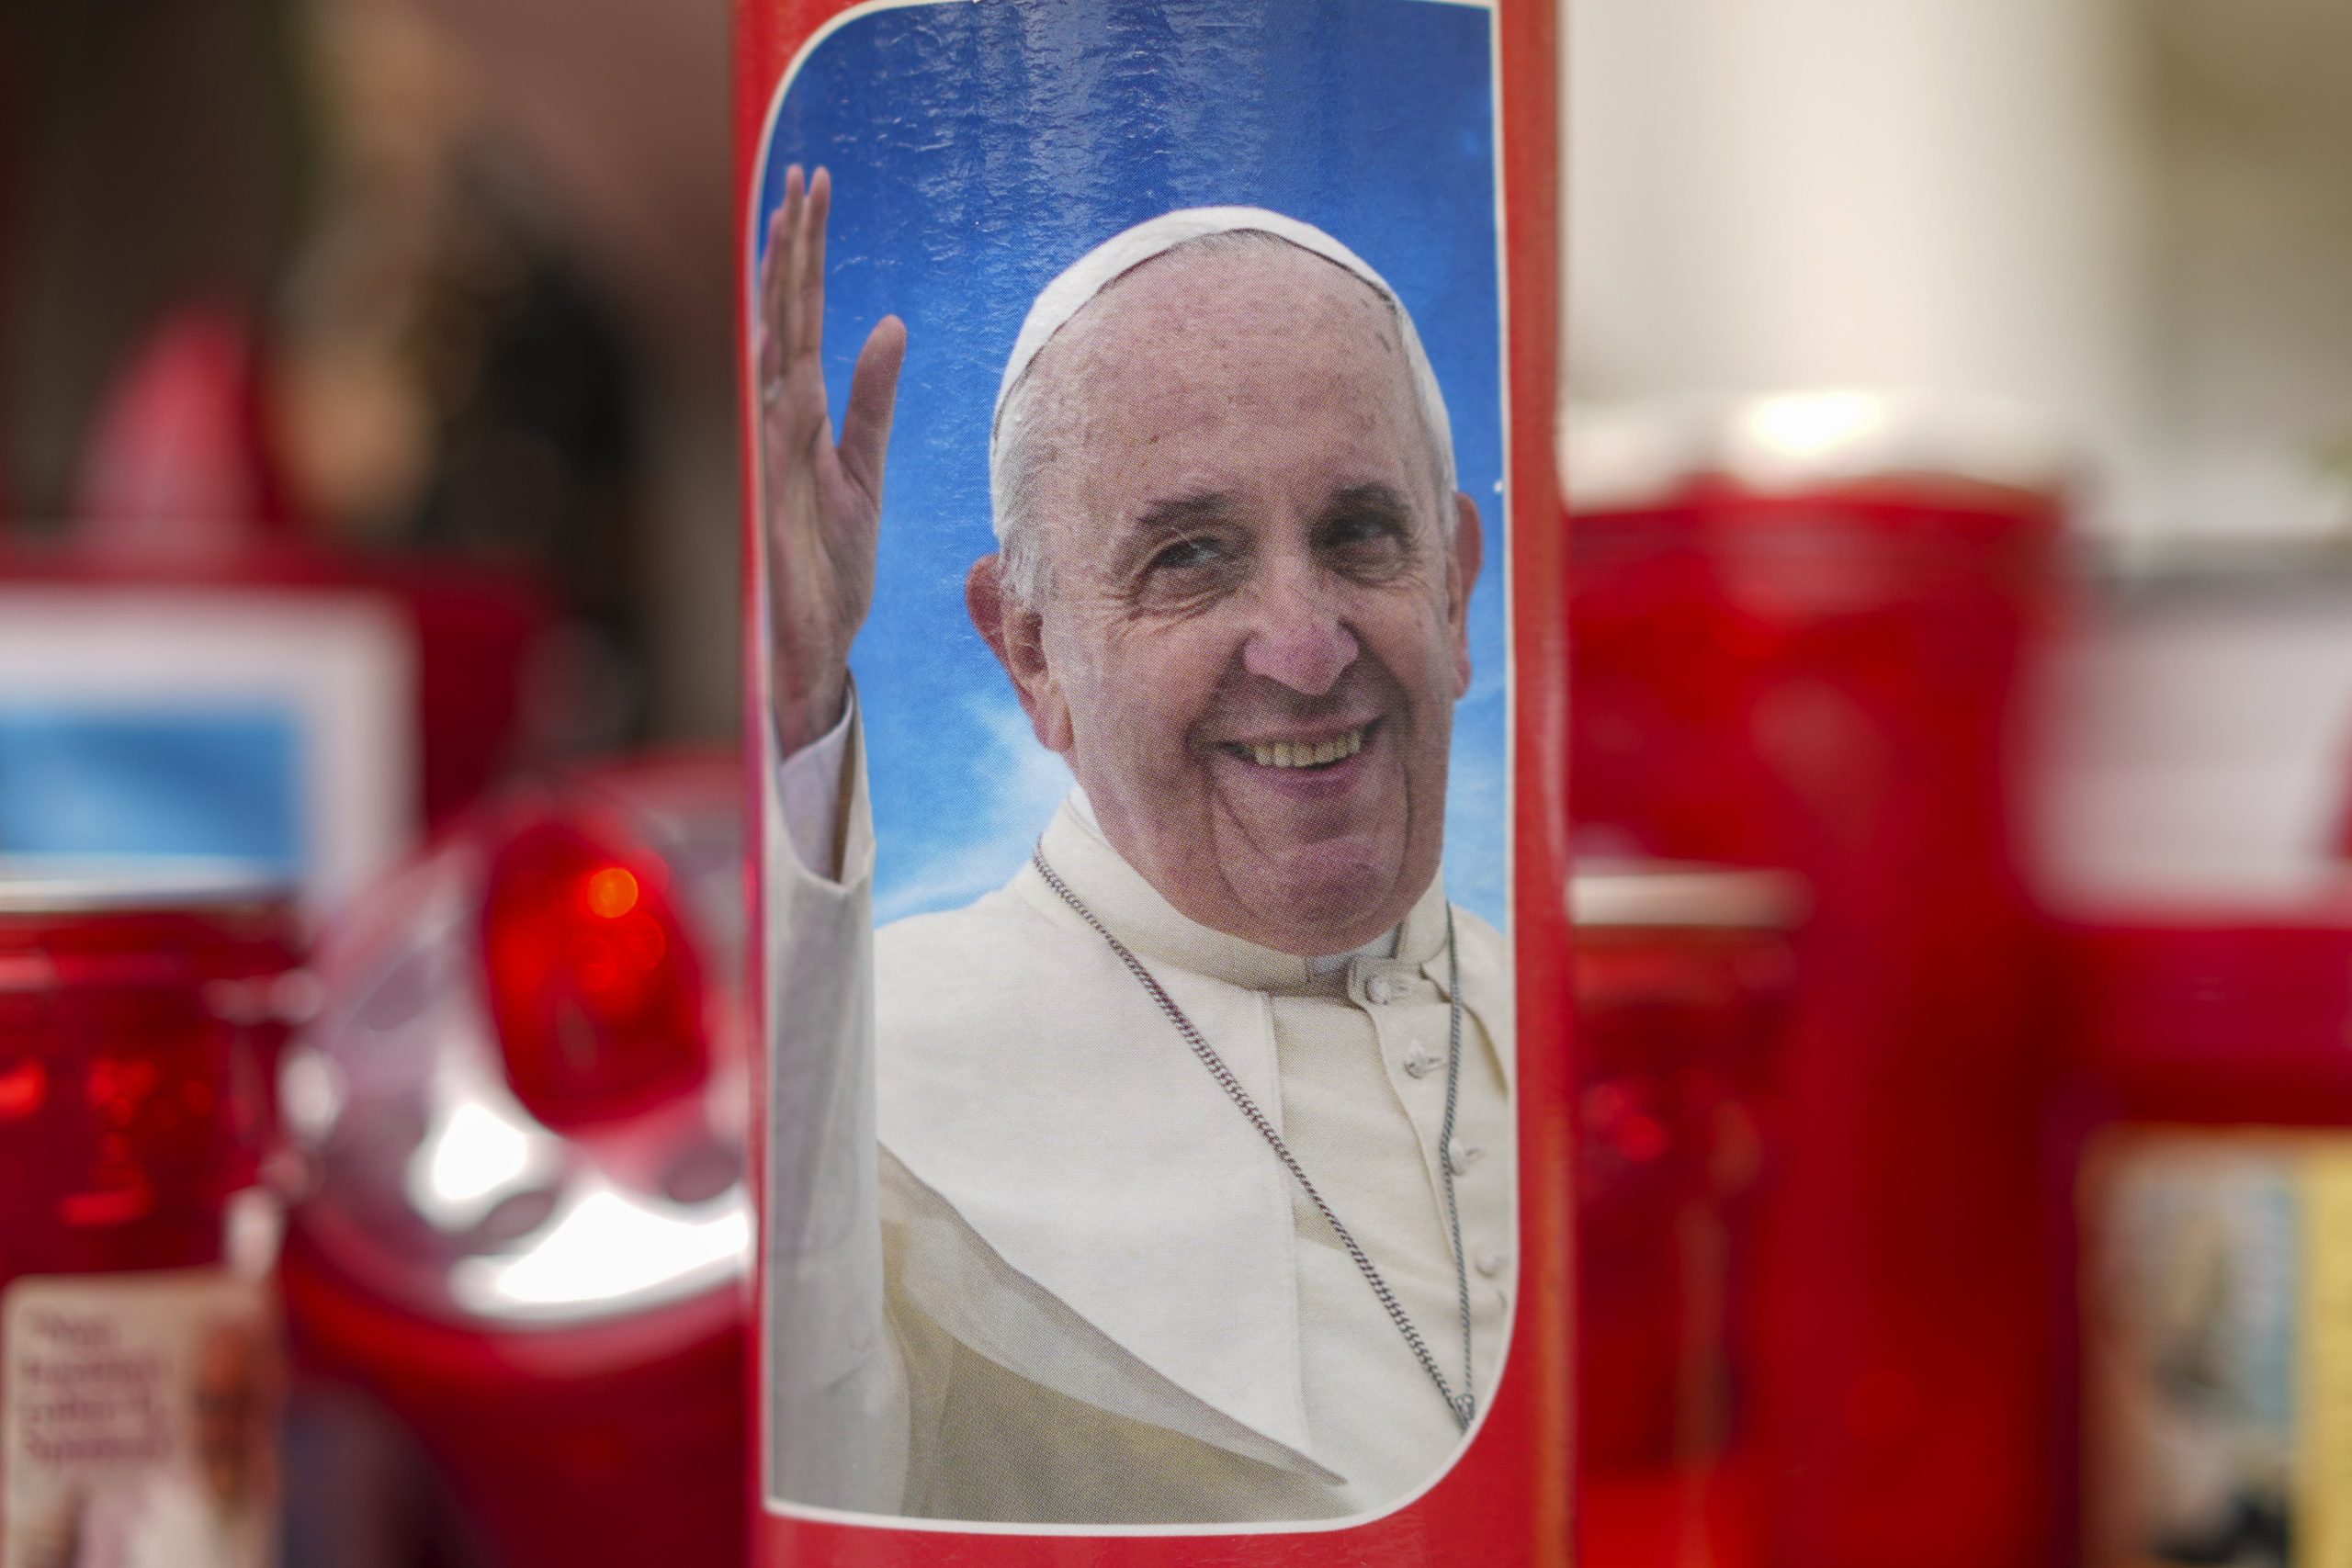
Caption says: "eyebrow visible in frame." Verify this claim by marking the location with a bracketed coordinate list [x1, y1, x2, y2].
[1128, 491, 1239, 539]
[1320, 481, 1415, 522]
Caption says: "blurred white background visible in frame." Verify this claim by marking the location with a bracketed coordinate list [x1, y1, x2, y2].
[1564, 0, 2352, 902]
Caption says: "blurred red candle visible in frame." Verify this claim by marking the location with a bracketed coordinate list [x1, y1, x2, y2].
[0, 860, 298, 1568]
[1574, 862, 1802, 1568]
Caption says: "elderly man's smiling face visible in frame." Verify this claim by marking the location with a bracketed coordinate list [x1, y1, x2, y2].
[971, 239, 1482, 954]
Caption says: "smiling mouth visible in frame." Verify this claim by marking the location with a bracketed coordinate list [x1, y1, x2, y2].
[1223, 723, 1372, 771]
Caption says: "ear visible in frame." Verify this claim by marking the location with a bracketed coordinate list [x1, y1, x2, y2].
[1446, 492, 1485, 699]
[967, 554, 1073, 753]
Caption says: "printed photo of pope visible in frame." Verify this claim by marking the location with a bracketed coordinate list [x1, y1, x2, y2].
[758, 166, 1514, 1526]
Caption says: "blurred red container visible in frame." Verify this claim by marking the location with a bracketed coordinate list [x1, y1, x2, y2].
[2058, 901, 2352, 1567]
[278, 760, 747, 1568]
[2064, 907, 2352, 1126]
[1567, 394, 2071, 1567]
[0, 860, 296, 1282]
[1575, 863, 1802, 1568]
[0, 860, 299, 1563]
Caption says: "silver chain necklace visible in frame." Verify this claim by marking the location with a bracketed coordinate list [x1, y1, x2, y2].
[1031, 849, 1476, 1431]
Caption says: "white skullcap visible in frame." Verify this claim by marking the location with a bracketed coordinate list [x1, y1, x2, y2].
[988, 206, 1457, 549]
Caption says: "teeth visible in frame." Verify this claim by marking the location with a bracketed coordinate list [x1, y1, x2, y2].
[1248, 728, 1365, 769]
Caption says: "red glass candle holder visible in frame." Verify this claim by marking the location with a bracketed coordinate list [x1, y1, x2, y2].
[1574, 863, 1802, 1568]
[0, 860, 299, 1565]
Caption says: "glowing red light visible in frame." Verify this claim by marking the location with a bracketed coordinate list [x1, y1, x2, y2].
[479, 818, 707, 1130]
[1614, 1112, 1669, 1164]
[585, 867, 639, 919]
[85, 1056, 162, 1127]
[0, 1059, 46, 1120]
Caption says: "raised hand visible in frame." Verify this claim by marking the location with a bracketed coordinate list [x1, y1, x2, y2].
[759, 164, 908, 755]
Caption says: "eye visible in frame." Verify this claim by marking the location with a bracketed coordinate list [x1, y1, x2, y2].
[1319, 507, 1411, 561]
[1148, 536, 1224, 573]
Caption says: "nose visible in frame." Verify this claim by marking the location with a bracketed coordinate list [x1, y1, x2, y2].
[1240, 562, 1359, 696]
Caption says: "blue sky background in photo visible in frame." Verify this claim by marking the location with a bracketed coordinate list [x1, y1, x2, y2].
[0, 705, 303, 872]
[756, 0, 1507, 930]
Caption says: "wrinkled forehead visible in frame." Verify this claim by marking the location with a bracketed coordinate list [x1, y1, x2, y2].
[1054, 239, 1406, 382]
[1023, 243, 1426, 472]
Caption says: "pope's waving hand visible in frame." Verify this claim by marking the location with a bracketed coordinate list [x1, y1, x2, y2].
[759, 164, 905, 761]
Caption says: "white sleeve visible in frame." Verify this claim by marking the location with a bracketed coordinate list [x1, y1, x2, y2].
[775, 693, 857, 882]
[761, 700, 912, 1512]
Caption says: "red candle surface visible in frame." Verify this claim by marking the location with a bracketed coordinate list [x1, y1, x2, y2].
[0, 861, 297, 1568]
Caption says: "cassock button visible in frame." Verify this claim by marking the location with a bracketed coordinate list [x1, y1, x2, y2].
[1403, 1047, 1442, 1078]
[1367, 973, 1408, 1005]
[1447, 1138, 1483, 1176]
[1476, 1251, 1508, 1278]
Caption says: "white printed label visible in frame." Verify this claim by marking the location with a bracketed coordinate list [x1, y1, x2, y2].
[3, 1270, 277, 1568]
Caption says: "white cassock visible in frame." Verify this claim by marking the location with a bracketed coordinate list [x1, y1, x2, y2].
[763, 702, 1514, 1525]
